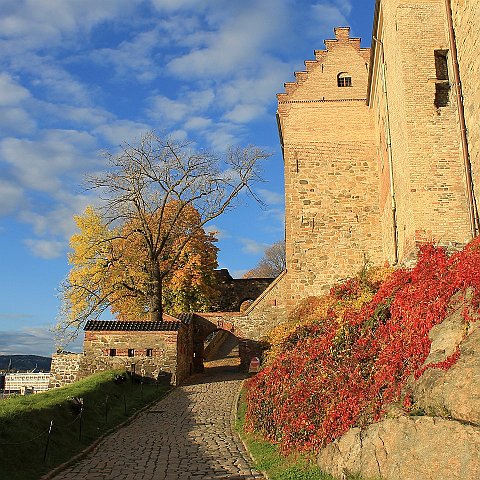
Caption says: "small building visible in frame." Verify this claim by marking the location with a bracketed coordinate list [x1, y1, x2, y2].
[2, 372, 50, 394]
[50, 314, 194, 388]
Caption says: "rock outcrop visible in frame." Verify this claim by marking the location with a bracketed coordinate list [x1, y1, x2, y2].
[317, 303, 480, 480]
[317, 416, 480, 480]
[410, 308, 480, 425]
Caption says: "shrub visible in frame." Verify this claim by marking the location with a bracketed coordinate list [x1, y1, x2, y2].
[245, 241, 480, 453]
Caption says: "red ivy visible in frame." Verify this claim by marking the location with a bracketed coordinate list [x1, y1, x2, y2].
[245, 240, 480, 453]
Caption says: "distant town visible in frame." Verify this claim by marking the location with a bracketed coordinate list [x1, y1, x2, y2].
[0, 355, 51, 397]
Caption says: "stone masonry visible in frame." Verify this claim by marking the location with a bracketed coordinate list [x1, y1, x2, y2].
[50, 317, 194, 388]
[369, 0, 472, 263]
[49, 352, 84, 389]
[270, 1, 479, 316]
[451, 0, 480, 214]
[277, 27, 384, 311]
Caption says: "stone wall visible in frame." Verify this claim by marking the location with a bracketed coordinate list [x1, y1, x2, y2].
[204, 330, 231, 360]
[369, 0, 472, 264]
[242, 272, 288, 340]
[174, 323, 194, 384]
[82, 327, 192, 385]
[211, 269, 274, 312]
[49, 352, 84, 388]
[278, 27, 383, 312]
[451, 0, 480, 220]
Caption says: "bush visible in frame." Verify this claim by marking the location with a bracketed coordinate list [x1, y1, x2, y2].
[245, 241, 480, 453]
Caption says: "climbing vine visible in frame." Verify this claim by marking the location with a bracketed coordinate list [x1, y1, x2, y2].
[245, 239, 480, 453]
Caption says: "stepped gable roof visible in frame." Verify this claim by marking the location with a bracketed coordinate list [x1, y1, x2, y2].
[277, 26, 369, 104]
[84, 319, 182, 331]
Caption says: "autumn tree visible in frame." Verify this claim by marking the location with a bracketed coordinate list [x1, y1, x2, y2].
[243, 240, 286, 278]
[59, 132, 269, 334]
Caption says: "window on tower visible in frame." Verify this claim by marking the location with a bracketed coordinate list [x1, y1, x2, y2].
[434, 50, 450, 108]
[337, 72, 352, 87]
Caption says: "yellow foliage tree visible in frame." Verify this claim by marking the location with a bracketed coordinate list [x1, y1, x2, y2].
[62, 202, 218, 329]
[58, 132, 269, 339]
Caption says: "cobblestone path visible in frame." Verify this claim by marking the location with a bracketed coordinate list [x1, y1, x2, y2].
[52, 336, 264, 480]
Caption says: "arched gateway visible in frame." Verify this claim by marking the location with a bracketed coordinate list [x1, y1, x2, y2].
[50, 272, 287, 388]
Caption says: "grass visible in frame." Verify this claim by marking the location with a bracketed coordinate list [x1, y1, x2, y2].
[0, 370, 170, 480]
[235, 389, 365, 480]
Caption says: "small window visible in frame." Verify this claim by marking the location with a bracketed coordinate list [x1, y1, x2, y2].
[109, 349, 116, 357]
[434, 50, 450, 108]
[434, 50, 449, 81]
[128, 349, 135, 357]
[146, 348, 153, 357]
[337, 72, 352, 87]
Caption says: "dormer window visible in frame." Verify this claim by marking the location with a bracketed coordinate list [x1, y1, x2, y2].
[338, 72, 352, 87]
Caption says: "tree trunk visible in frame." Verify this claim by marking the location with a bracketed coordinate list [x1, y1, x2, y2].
[149, 263, 163, 321]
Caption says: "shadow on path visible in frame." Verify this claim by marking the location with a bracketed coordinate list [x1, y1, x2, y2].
[52, 332, 263, 480]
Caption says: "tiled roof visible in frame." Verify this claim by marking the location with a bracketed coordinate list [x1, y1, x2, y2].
[84, 320, 182, 331]
[177, 312, 194, 325]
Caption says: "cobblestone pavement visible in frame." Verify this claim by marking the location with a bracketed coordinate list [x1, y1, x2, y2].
[52, 336, 264, 480]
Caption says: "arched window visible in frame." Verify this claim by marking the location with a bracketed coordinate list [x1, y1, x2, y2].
[337, 72, 352, 87]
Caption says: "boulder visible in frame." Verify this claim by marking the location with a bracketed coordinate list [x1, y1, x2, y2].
[317, 416, 480, 480]
[317, 301, 480, 479]
[411, 309, 480, 425]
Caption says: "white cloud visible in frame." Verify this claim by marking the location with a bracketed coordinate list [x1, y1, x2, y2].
[0, 107, 36, 134]
[239, 237, 269, 255]
[1, 129, 97, 193]
[0, 180, 24, 215]
[94, 120, 153, 146]
[0, 327, 55, 356]
[258, 188, 284, 206]
[204, 123, 243, 151]
[167, 0, 289, 79]
[147, 89, 215, 125]
[184, 116, 212, 131]
[36, 102, 113, 129]
[19, 55, 93, 105]
[0, 0, 141, 51]
[91, 28, 163, 83]
[223, 104, 266, 124]
[147, 95, 191, 124]
[150, 0, 205, 12]
[0, 325, 82, 356]
[24, 238, 65, 259]
[0, 73, 30, 106]
[20, 194, 89, 238]
[311, 1, 352, 30]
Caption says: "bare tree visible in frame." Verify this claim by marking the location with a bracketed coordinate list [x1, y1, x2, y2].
[59, 132, 270, 336]
[243, 240, 286, 278]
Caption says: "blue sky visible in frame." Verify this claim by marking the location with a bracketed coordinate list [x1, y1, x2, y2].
[0, 0, 375, 357]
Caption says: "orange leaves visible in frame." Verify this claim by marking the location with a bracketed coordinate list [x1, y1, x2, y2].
[63, 202, 218, 324]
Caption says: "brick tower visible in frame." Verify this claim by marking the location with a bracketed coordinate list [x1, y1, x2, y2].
[368, 0, 475, 264]
[277, 27, 384, 311]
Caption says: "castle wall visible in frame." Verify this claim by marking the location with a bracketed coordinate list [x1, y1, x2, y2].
[369, 0, 472, 262]
[451, 0, 480, 216]
[278, 28, 383, 311]
[49, 352, 84, 388]
[211, 269, 274, 312]
[242, 272, 288, 339]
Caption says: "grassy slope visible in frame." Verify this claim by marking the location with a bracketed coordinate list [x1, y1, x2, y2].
[0, 370, 170, 480]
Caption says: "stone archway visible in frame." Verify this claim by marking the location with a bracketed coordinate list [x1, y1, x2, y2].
[192, 313, 268, 373]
